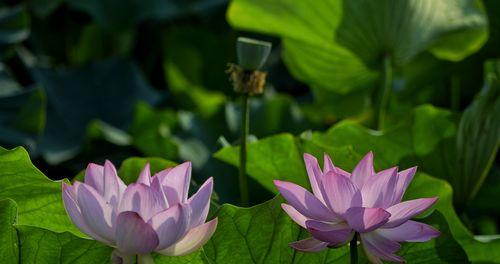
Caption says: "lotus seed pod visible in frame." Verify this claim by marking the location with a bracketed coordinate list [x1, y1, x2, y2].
[236, 37, 272, 70]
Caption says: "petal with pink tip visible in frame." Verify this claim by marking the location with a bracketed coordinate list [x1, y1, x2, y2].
[351, 152, 375, 188]
[378, 220, 440, 242]
[137, 163, 151, 186]
[361, 167, 398, 208]
[321, 172, 361, 214]
[344, 207, 391, 233]
[289, 237, 328, 252]
[306, 220, 353, 247]
[274, 180, 336, 222]
[62, 183, 107, 243]
[84, 163, 104, 195]
[303, 153, 325, 202]
[76, 183, 115, 243]
[281, 203, 308, 228]
[103, 160, 126, 208]
[115, 211, 159, 254]
[148, 204, 187, 250]
[155, 162, 192, 205]
[158, 218, 218, 256]
[361, 232, 404, 263]
[391, 167, 417, 205]
[186, 177, 213, 229]
[323, 154, 350, 176]
[384, 198, 438, 228]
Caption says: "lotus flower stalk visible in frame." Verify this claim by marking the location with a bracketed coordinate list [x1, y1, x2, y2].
[274, 152, 440, 263]
[62, 161, 217, 263]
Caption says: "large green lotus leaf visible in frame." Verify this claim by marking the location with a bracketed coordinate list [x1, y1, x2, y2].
[227, 0, 488, 93]
[26, 0, 64, 17]
[0, 146, 81, 235]
[0, 5, 29, 46]
[0, 199, 18, 264]
[67, 0, 227, 31]
[17, 226, 112, 264]
[33, 59, 160, 164]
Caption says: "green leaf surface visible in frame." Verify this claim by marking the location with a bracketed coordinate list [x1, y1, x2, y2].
[214, 134, 308, 192]
[0, 199, 18, 264]
[0, 146, 80, 235]
[453, 60, 500, 205]
[227, 0, 488, 93]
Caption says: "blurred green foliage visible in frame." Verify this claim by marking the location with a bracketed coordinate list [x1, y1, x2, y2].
[0, 0, 499, 262]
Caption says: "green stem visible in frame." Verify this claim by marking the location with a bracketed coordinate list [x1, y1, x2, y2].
[350, 234, 358, 264]
[377, 55, 392, 130]
[239, 94, 250, 206]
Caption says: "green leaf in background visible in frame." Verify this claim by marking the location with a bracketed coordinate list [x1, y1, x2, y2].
[26, 0, 64, 17]
[0, 5, 30, 46]
[228, 0, 487, 94]
[214, 134, 308, 192]
[0, 199, 18, 264]
[0, 146, 81, 235]
[0, 87, 45, 153]
[453, 60, 500, 206]
[67, 0, 227, 31]
[33, 58, 161, 164]
[117, 156, 177, 184]
[130, 103, 179, 160]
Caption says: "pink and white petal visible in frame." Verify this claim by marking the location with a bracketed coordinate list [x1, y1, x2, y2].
[361, 232, 404, 263]
[103, 160, 126, 208]
[323, 154, 350, 176]
[274, 180, 336, 222]
[115, 211, 159, 254]
[304, 153, 325, 202]
[391, 167, 417, 205]
[351, 152, 375, 188]
[62, 183, 108, 243]
[361, 167, 398, 208]
[344, 207, 391, 233]
[84, 163, 104, 195]
[281, 203, 308, 228]
[289, 237, 328, 252]
[186, 177, 213, 229]
[76, 183, 115, 243]
[118, 183, 166, 221]
[137, 163, 152, 186]
[321, 172, 362, 214]
[306, 220, 353, 247]
[157, 218, 217, 256]
[378, 220, 440, 242]
[148, 204, 186, 250]
[150, 176, 169, 210]
[384, 198, 438, 228]
[155, 162, 192, 205]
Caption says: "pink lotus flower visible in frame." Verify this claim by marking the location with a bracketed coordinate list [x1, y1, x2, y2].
[62, 160, 217, 262]
[274, 152, 440, 263]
